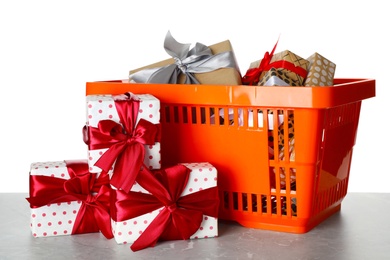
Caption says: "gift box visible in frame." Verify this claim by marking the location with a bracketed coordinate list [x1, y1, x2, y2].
[243, 48, 309, 86]
[304, 52, 336, 86]
[129, 31, 242, 86]
[84, 92, 161, 192]
[26, 160, 113, 238]
[110, 162, 219, 251]
[258, 68, 296, 86]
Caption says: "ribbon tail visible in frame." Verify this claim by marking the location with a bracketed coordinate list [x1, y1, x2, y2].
[94, 142, 126, 173]
[184, 73, 199, 84]
[72, 204, 100, 235]
[131, 209, 171, 252]
[110, 143, 145, 192]
[94, 205, 114, 239]
[93, 186, 113, 239]
[161, 209, 203, 241]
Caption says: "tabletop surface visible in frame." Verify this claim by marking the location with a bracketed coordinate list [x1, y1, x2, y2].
[1, 192, 389, 260]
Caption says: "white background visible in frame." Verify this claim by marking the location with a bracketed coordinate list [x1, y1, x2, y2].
[0, 0, 387, 193]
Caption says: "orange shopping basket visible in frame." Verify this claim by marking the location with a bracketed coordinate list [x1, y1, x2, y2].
[86, 78, 375, 233]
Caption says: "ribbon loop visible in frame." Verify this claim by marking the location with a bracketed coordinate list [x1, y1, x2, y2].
[129, 31, 238, 84]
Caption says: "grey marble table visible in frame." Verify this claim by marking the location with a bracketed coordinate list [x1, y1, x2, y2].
[1, 193, 389, 260]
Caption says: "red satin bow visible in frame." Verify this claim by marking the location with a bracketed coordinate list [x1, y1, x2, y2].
[111, 165, 219, 252]
[242, 38, 307, 86]
[26, 160, 113, 239]
[242, 40, 279, 85]
[84, 92, 161, 192]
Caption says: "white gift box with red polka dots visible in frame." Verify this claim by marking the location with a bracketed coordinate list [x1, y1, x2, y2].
[112, 162, 218, 245]
[29, 161, 85, 238]
[86, 94, 161, 175]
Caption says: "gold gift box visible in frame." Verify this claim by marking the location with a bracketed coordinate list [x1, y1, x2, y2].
[249, 50, 310, 86]
[129, 40, 242, 86]
[259, 68, 295, 86]
[304, 52, 336, 86]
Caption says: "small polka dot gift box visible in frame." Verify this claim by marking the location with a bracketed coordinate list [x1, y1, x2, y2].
[304, 52, 336, 86]
[110, 162, 219, 252]
[26, 160, 113, 239]
[84, 92, 161, 193]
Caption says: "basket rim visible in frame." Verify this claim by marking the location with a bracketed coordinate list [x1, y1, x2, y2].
[86, 78, 375, 109]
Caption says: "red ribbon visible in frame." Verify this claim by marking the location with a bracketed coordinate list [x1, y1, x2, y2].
[110, 165, 219, 252]
[84, 92, 161, 193]
[242, 39, 307, 85]
[26, 160, 113, 239]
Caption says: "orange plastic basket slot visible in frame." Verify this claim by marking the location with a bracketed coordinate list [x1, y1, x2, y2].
[86, 78, 375, 233]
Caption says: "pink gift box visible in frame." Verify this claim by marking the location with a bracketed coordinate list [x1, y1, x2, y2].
[27, 160, 112, 238]
[111, 162, 219, 247]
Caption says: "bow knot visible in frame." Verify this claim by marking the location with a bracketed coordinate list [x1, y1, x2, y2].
[166, 203, 177, 213]
[85, 194, 96, 205]
[129, 31, 238, 84]
[112, 126, 138, 145]
[126, 135, 137, 145]
[101, 120, 141, 146]
[111, 124, 127, 138]
[176, 60, 188, 73]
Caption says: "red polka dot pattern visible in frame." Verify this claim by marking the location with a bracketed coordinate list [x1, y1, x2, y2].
[111, 162, 218, 245]
[112, 207, 162, 244]
[29, 161, 82, 237]
[86, 94, 161, 176]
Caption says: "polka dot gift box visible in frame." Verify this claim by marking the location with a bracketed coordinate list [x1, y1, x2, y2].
[26, 160, 113, 239]
[304, 52, 336, 86]
[84, 92, 161, 193]
[110, 162, 219, 251]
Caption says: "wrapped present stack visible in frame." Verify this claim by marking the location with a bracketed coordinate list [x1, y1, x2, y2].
[26, 31, 336, 251]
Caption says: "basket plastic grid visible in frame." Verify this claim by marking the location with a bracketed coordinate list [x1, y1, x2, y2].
[86, 78, 375, 233]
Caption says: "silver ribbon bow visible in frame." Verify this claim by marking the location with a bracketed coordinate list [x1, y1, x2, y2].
[129, 31, 238, 84]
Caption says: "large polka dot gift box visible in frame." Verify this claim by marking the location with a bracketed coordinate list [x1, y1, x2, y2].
[85, 93, 161, 192]
[304, 52, 336, 86]
[27, 161, 112, 238]
[110, 162, 219, 248]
